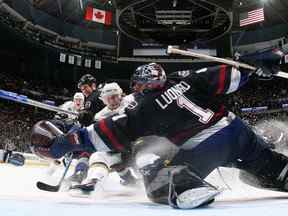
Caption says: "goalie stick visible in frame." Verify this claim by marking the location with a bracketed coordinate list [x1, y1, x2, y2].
[36, 153, 73, 192]
[166, 46, 288, 80]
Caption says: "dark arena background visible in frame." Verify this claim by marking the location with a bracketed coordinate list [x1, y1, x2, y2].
[1, 0, 288, 215]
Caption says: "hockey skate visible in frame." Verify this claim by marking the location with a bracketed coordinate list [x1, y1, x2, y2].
[65, 157, 89, 188]
[119, 169, 138, 187]
[66, 169, 88, 186]
[69, 178, 98, 197]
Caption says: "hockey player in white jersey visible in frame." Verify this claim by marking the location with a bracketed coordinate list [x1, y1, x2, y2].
[69, 83, 137, 194]
[47, 93, 85, 176]
[94, 82, 131, 120]
[57, 92, 84, 119]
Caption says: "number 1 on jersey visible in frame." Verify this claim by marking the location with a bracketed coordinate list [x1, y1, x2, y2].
[177, 95, 214, 124]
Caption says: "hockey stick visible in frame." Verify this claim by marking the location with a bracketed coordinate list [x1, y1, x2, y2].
[0, 89, 78, 116]
[166, 46, 288, 79]
[36, 153, 73, 192]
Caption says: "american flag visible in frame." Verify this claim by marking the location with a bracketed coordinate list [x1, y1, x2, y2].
[239, 8, 265, 27]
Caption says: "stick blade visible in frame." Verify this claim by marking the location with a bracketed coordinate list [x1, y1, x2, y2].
[36, 181, 60, 192]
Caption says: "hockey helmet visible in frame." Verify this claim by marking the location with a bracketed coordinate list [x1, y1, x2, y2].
[73, 92, 84, 110]
[30, 120, 63, 160]
[100, 83, 123, 100]
[130, 63, 166, 92]
[77, 74, 97, 89]
[73, 92, 84, 101]
[100, 82, 123, 108]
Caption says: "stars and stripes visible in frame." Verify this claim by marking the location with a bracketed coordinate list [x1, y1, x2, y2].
[239, 8, 265, 27]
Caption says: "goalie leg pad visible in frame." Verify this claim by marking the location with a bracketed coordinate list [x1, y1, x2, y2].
[175, 187, 220, 209]
[238, 149, 288, 192]
[168, 166, 219, 209]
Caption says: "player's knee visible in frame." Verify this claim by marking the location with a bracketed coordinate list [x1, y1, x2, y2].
[89, 152, 122, 168]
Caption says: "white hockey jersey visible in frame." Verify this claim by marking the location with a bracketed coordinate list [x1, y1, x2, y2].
[94, 94, 135, 120]
[58, 101, 79, 119]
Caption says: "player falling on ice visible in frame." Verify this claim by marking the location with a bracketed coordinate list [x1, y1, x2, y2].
[69, 82, 137, 194]
[30, 49, 288, 209]
[46, 92, 85, 176]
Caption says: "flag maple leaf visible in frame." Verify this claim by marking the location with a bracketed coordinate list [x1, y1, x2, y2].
[95, 11, 104, 19]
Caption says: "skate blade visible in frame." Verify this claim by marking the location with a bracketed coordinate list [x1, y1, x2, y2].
[68, 188, 93, 198]
[176, 187, 221, 209]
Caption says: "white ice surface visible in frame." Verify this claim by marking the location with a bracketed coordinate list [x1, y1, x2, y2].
[1, 164, 288, 216]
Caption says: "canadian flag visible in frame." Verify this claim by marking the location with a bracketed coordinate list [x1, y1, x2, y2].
[85, 6, 112, 25]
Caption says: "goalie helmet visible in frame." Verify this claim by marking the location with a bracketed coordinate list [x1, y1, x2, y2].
[30, 120, 63, 160]
[130, 63, 166, 92]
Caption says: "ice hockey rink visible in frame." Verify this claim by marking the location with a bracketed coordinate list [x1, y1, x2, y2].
[1, 162, 288, 216]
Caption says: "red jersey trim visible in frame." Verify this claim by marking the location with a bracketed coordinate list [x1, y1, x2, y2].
[98, 119, 124, 151]
[216, 65, 227, 94]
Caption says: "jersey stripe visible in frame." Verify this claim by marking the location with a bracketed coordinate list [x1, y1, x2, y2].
[216, 65, 227, 94]
[226, 67, 241, 94]
[181, 112, 236, 150]
[98, 119, 124, 151]
[86, 124, 111, 152]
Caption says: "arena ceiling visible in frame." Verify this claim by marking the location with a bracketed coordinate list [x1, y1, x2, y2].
[21, 0, 288, 27]
[25, 0, 114, 24]
[1, 0, 288, 49]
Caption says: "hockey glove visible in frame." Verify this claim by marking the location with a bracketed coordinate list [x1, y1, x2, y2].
[7, 153, 25, 166]
[254, 67, 275, 80]
[50, 128, 96, 159]
[238, 48, 284, 80]
[78, 110, 94, 127]
[0, 150, 25, 166]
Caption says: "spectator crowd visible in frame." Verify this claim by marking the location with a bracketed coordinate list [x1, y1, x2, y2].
[0, 71, 288, 152]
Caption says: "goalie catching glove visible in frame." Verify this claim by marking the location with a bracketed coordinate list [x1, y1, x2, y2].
[30, 120, 96, 160]
[238, 48, 285, 80]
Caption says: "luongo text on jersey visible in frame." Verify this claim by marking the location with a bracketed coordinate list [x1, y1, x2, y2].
[155, 81, 191, 110]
